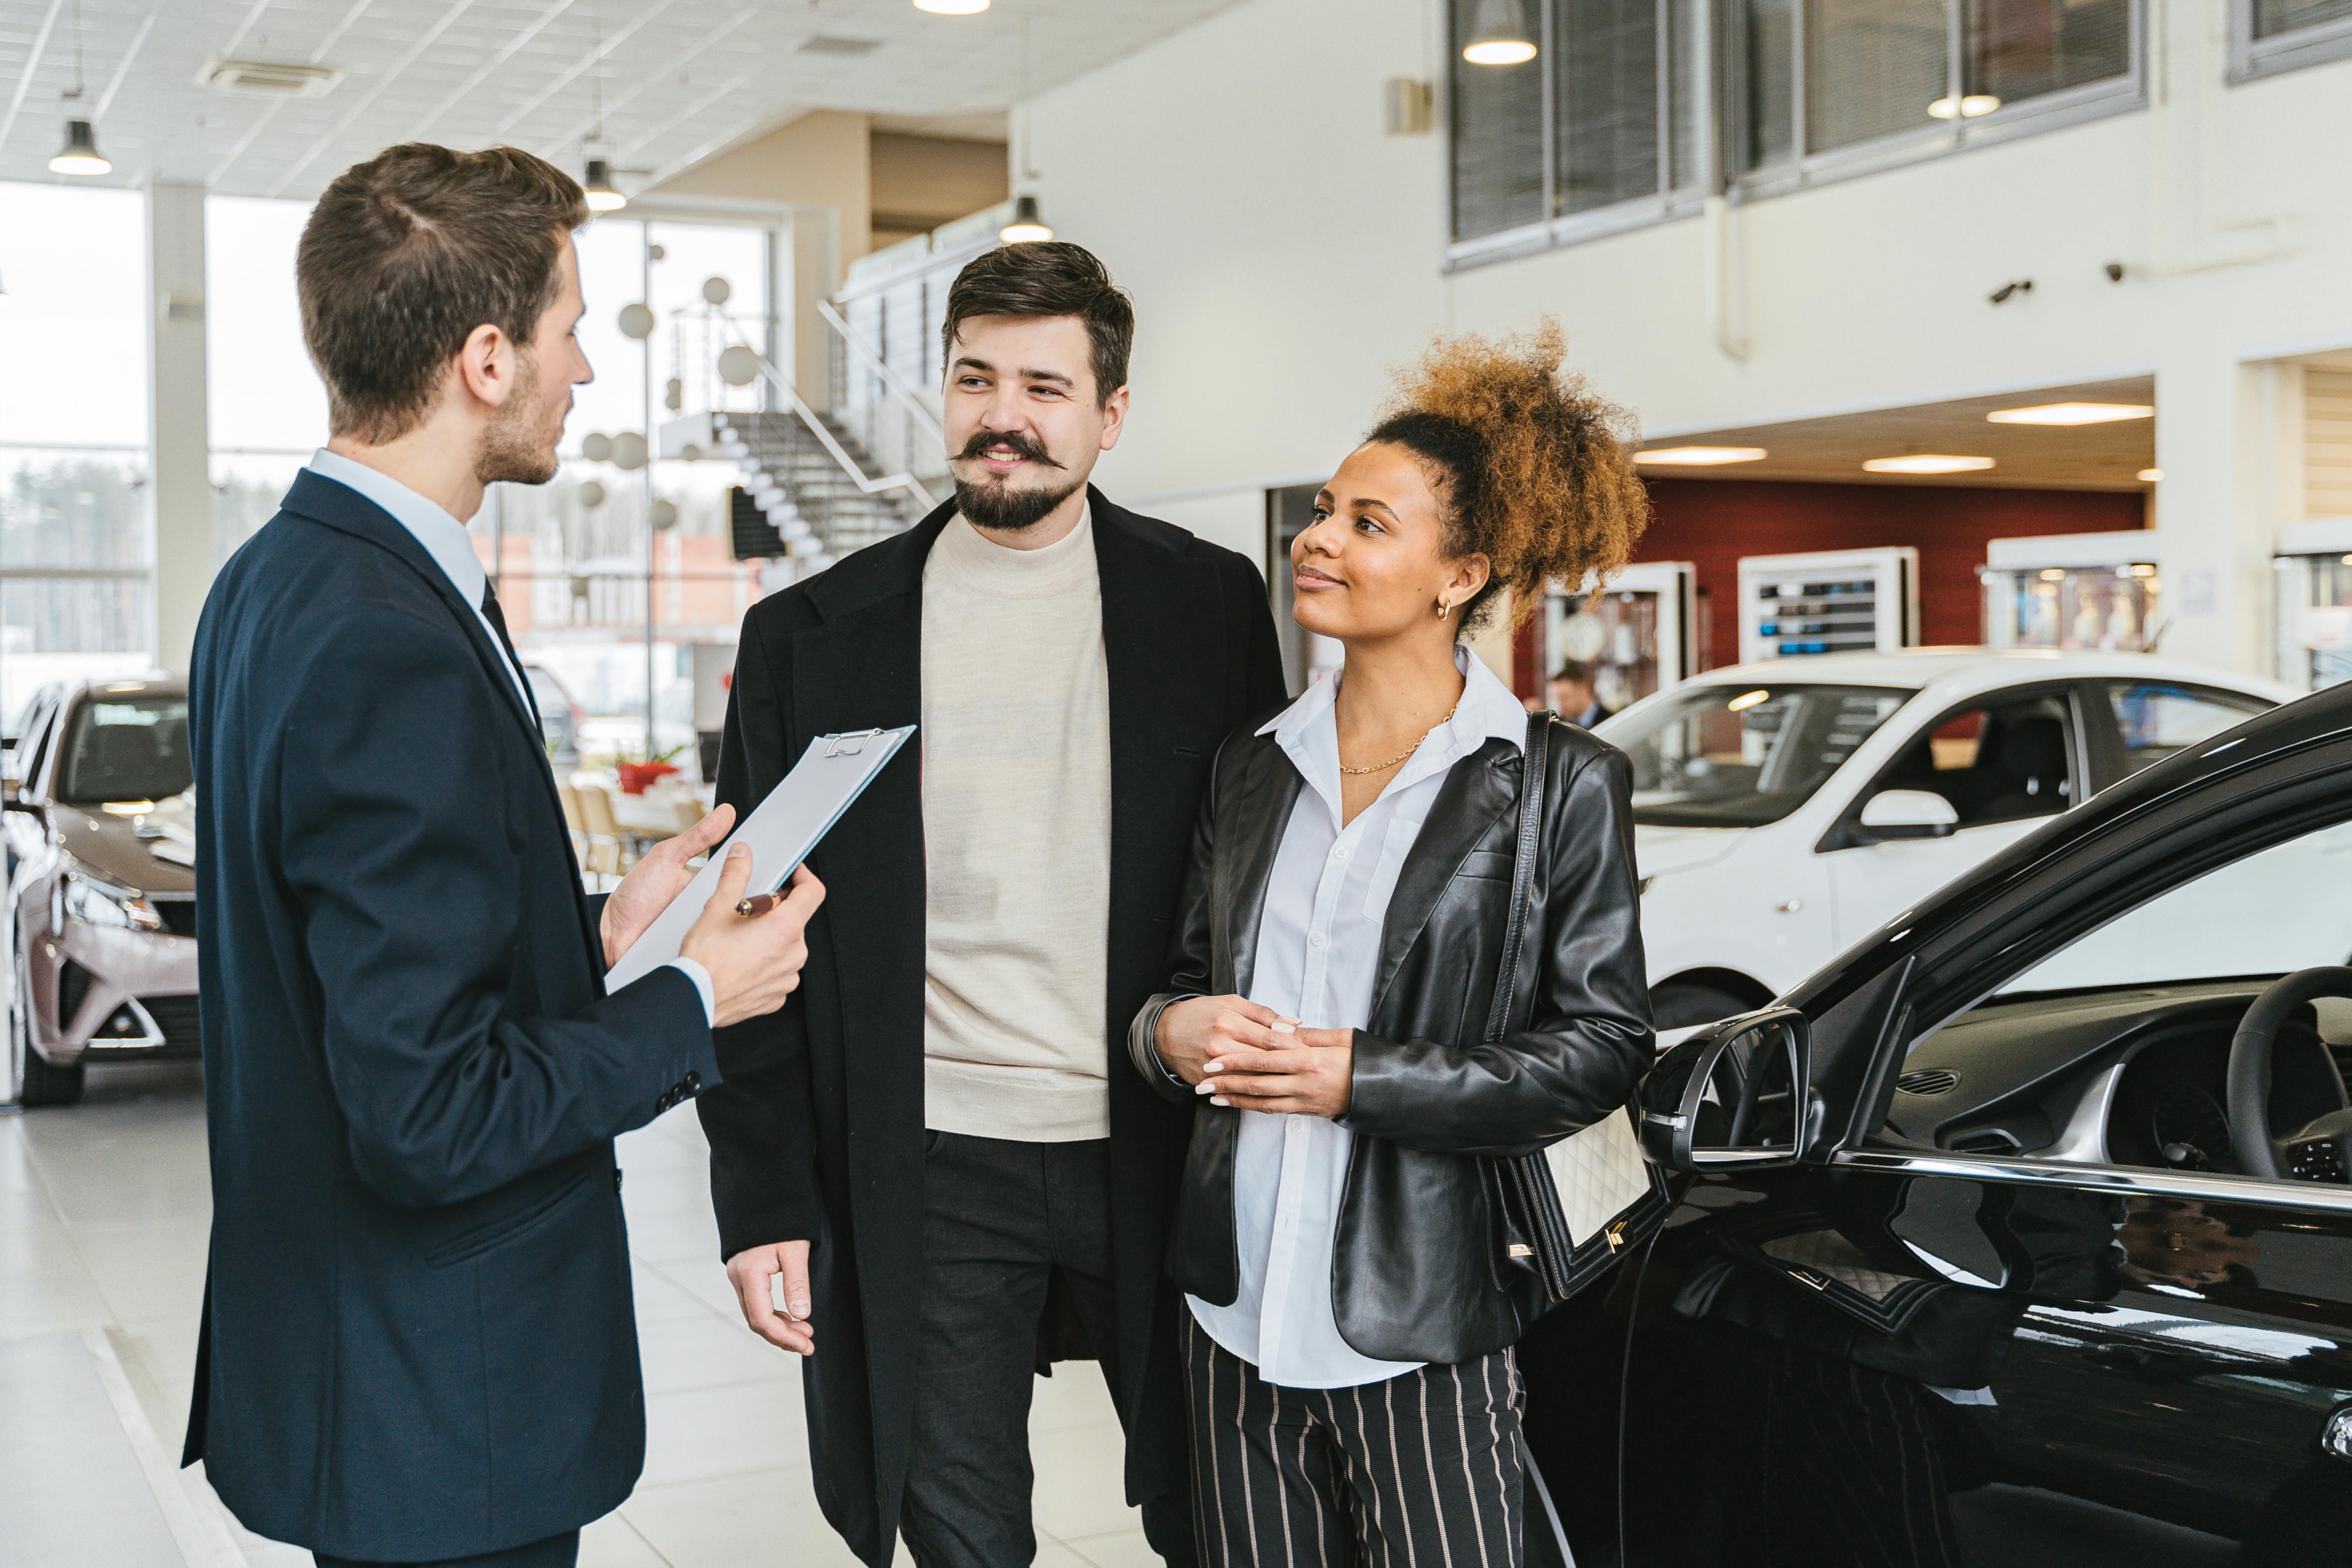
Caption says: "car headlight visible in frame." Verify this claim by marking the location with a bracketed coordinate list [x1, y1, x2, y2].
[65, 875, 165, 932]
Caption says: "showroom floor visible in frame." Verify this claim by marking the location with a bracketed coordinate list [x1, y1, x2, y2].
[0, 1061, 1154, 1568]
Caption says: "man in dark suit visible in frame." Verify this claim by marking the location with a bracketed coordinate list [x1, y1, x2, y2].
[698, 243, 1287, 1568]
[1548, 658, 1618, 729]
[182, 143, 823, 1568]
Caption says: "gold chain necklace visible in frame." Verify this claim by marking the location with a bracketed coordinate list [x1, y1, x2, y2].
[1337, 695, 1463, 776]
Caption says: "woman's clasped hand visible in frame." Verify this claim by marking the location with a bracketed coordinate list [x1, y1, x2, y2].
[1153, 993, 1355, 1116]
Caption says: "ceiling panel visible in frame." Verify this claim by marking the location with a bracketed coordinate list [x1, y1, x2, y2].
[0, 0, 1243, 199]
[1641, 377, 2160, 491]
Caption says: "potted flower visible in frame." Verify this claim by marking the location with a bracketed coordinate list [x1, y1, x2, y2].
[616, 742, 688, 795]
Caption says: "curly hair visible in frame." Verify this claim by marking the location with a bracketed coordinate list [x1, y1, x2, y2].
[1367, 319, 1649, 635]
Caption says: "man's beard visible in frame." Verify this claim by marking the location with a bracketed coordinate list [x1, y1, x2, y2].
[477, 350, 565, 486]
[955, 472, 1084, 532]
[949, 427, 1079, 533]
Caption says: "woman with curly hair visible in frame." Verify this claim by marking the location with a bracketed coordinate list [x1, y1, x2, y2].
[1127, 320, 1655, 1568]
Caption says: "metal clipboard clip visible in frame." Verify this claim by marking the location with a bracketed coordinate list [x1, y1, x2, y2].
[820, 728, 887, 757]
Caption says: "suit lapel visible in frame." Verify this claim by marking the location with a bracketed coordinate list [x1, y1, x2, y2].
[282, 473, 546, 758]
[283, 471, 600, 968]
[1366, 741, 1520, 1018]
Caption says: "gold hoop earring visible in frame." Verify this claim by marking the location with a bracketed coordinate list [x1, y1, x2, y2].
[1436, 598, 1453, 622]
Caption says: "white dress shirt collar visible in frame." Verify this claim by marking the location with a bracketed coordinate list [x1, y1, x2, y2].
[304, 448, 531, 715]
[1258, 647, 1527, 820]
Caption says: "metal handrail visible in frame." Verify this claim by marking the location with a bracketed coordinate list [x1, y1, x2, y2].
[817, 298, 945, 444]
[715, 323, 938, 513]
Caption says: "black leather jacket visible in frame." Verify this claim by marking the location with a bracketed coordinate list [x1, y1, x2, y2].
[1127, 714, 1654, 1366]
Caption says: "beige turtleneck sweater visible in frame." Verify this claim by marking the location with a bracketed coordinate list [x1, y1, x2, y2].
[918, 509, 1113, 1141]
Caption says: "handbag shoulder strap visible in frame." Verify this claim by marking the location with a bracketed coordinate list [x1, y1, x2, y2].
[1482, 709, 1554, 1043]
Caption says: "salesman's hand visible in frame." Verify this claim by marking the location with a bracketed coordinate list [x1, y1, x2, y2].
[600, 803, 738, 969]
[1154, 994, 1285, 1087]
[1201, 1027, 1355, 1119]
[725, 1239, 814, 1356]
[679, 846, 826, 1028]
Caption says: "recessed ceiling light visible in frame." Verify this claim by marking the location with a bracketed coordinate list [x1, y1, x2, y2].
[2138, 467, 2163, 482]
[1635, 446, 1768, 466]
[1985, 401, 2155, 425]
[915, 0, 989, 11]
[1863, 454, 1997, 474]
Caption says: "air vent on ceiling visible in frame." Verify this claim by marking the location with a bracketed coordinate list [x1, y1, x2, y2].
[1895, 1069, 1961, 1097]
[796, 34, 883, 57]
[198, 57, 345, 97]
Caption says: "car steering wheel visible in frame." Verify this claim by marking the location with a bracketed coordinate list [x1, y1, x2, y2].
[2226, 967, 2352, 1183]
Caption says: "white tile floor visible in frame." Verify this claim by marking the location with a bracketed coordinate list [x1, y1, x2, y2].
[0, 1061, 1149, 1568]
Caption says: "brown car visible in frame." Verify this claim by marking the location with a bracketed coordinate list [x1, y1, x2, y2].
[4, 678, 197, 1106]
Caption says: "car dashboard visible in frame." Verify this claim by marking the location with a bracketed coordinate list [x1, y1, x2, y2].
[1885, 980, 2352, 1181]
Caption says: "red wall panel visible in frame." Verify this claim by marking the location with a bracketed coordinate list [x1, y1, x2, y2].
[1637, 478, 2148, 673]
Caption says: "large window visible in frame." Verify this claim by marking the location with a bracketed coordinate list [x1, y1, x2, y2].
[0, 184, 155, 727]
[1744, 0, 2137, 183]
[1450, 0, 1705, 255]
[1449, 0, 2141, 264]
[2233, 0, 2352, 78]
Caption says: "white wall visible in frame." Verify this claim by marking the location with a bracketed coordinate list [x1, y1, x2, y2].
[1025, 0, 2352, 677]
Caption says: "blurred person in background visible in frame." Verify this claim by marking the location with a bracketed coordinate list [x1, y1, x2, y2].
[1547, 657, 1615, 727]
[1132, 322, 1654, 1568]
[184, 143, 822, 1568]
[698, 241, 1286, 1568]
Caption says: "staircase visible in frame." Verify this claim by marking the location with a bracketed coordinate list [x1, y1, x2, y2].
[707, 409, 930, 560]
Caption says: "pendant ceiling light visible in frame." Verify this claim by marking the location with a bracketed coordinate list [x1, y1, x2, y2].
[583, 158, 626, 214]
[48, 0, 109, 176]
[50, 118, 110, 176]
[1462, 0, 1538, 65]
[580, 0, 624, 212]
[915, 0, 991, 12]
[1000, 195, 1053, 245]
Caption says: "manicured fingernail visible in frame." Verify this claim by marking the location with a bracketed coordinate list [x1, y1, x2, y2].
[1210, 1098, 1229, 1107]
[1272, 1022, 1296, 1035]
[1195, 1080, 1215, 1095]
[1204, 1061, 1224, 1074]
[728, 844, 749, 859]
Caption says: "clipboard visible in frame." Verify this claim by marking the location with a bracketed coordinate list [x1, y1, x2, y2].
[604, 724, 914, 992]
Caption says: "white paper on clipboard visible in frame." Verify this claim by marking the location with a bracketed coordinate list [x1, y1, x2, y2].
[604, 724, 913, 992]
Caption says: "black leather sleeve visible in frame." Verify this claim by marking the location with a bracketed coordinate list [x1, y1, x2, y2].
[1346, 746, 1654, 1156]
[1127, 738, 1230, 1106]
[695, 609, 828, 1254]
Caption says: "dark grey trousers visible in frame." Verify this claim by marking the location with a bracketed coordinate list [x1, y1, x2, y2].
[904, 1131, 1183, 1568]
[1179, 1312, 1524, 1568]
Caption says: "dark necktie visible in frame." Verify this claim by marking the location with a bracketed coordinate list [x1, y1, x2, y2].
[480, 580, 530, 699]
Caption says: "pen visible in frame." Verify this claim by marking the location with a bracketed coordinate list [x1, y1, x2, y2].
[735, 892, 780, 917]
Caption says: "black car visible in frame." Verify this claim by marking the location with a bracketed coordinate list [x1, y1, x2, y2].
[1523, 675, 2352, 1567]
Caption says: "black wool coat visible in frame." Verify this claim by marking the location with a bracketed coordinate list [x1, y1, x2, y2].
[697, 491, 1288, 1567]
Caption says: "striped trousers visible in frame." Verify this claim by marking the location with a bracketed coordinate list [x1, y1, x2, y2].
[1180, 1311, 1525, 1568]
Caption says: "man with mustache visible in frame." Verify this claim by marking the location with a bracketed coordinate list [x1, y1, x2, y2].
[698, 242, 1286, 1568]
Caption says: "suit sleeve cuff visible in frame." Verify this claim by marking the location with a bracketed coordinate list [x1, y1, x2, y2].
[664, 957, 718, 1026]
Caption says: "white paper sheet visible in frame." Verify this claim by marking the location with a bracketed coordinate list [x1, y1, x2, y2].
[604, 725, 914, 992]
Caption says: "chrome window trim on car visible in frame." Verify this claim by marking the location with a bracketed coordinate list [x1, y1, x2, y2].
[1834, 1145, 2352, 1216]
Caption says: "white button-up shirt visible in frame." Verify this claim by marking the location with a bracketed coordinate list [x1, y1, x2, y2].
[1186, 648, 1530, 1388]
[301, 449, 716, 1026]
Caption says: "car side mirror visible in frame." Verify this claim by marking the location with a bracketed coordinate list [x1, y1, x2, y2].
[1638, 1006, 1818, 1172]
[1855, 788, 1959, 842]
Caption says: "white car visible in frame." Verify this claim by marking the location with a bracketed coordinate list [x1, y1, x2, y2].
[1595, 649, 2297, 1027]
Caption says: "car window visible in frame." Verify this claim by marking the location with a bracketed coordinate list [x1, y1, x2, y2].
[1998, 817, 2352, 995]
[2107, 682, 2270, 776]
[1607, 682, 1911, 828]
[1869, 693, 2075, 828]
[54, 696, 192, 804]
